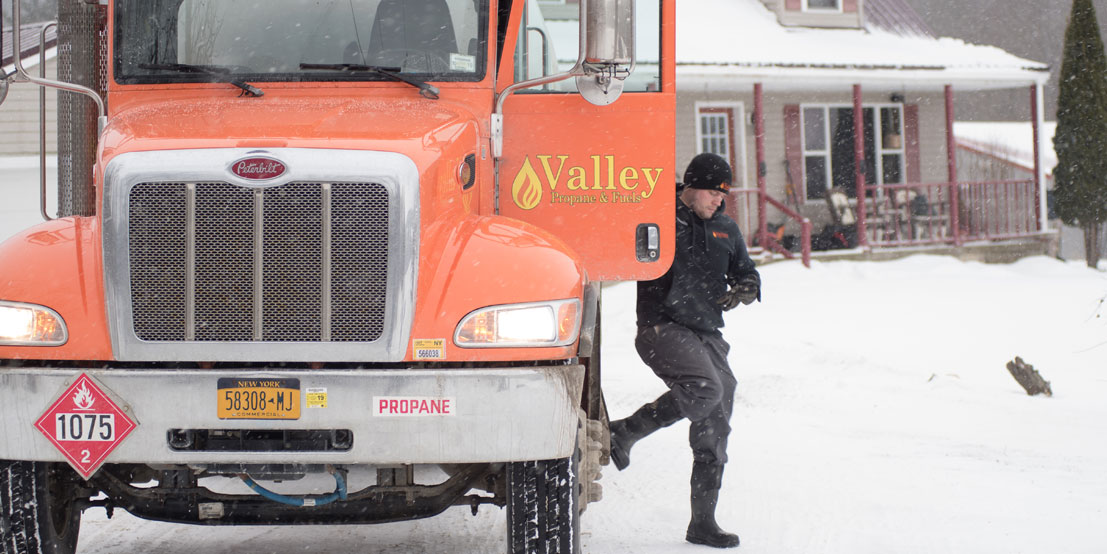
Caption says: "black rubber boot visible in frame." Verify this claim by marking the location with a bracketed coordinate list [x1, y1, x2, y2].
[686, 463, 740, 549]
[608, 392, 682, 470]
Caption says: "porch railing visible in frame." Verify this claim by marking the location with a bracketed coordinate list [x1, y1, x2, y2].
[863, 180, 1040, 247]
[958, 179, 1040, 241]
[731, 187, 812, 267]
[729, 179, 1037, 262]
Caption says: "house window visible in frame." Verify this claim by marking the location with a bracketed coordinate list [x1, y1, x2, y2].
[879, 106, 905, 185]
[803, 0, 841, 11]
[695, 103, 747, 188]
[801, 104, 904, 201]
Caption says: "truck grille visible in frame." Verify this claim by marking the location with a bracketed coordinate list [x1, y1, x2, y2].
[128, 182, 389, 342]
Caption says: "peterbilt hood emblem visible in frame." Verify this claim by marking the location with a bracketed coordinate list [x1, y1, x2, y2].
[230, 156, 286, 181]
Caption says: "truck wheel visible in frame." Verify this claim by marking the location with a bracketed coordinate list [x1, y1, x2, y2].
[0, 461, 81, 554]
[505, 454, 581, 554]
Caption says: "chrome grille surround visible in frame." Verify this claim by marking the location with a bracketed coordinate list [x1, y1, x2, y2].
[104, 148, 418, 362]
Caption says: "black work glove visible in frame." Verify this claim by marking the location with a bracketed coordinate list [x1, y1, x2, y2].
[719, 273, 760, 311]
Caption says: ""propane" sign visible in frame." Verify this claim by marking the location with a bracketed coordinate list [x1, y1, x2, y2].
[373, 396, 455, 417]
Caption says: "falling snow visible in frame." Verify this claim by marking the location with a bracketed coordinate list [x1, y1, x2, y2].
[4, 167, 1107, 553]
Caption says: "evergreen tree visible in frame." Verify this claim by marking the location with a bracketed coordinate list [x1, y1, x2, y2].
[1054, 0, 1107, 267]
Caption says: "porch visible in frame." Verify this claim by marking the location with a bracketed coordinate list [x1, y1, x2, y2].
[727, 83, 1051, 268]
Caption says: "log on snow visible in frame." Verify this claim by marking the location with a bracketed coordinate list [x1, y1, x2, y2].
[1005, 357, 1052, 397]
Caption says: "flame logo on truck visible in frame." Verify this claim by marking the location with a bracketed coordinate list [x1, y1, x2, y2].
[230, 156, 287, 181]
[511, 159, 544, 210]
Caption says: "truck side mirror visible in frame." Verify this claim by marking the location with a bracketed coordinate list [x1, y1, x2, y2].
[577, 0, 635, 106]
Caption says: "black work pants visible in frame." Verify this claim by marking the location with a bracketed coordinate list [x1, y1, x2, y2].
[634, 321, 737, 466]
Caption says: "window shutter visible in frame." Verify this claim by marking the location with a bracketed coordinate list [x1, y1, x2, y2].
[785, 0, 802, 10]
[904, 104, 921, 183]
[843, 0, 858, 12]
[783, 104, 803, 198]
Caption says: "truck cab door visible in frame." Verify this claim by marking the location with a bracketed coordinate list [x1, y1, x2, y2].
[495, 0, 674, 282]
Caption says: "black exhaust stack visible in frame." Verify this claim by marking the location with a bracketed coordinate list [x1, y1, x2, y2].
[56, 0, 106, 217]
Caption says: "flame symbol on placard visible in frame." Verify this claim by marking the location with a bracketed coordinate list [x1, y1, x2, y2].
[72, 382, 96, 411]
[511, 157, 543, 211]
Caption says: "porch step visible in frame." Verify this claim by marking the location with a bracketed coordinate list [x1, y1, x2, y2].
[755, 234, 1054, 266]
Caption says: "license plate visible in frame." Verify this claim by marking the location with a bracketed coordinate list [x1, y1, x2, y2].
[217, 378, 301, 420]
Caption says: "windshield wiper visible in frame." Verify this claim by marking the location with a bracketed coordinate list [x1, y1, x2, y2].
[299, 63, 440, 100]
[139, 63, 264, 97]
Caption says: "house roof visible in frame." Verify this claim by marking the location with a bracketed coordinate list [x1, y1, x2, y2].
[865, 0, 934, 39]
[547, 0, 1048, 92]
[675, 0, 1049, 91]
[2, 23, 58, 76]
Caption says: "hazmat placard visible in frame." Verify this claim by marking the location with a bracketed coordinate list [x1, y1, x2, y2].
[34, 374, 138, 479]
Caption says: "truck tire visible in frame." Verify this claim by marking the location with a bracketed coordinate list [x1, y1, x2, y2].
[0, 461, 81, 554]
[505, 454, 581, 554]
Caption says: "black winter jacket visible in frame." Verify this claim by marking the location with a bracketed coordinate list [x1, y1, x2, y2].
[637, 194, 759, 334]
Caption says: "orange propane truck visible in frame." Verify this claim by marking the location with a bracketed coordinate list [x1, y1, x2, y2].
[0, 0, 674, 552]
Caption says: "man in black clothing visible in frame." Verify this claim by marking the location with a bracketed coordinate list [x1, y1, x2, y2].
[608, 153, 760, 549]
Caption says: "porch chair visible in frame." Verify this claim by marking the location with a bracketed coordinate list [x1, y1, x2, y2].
[826, 187, 855, 227]
[863, 189, 906, 243]
[817, 187, 858, 249]
[889, 188, 918, 240]
[905, 192, 950, 239]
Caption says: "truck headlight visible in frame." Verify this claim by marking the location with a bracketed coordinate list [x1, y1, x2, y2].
[0, 301, 68, 346]
[455, 299, 581, 348]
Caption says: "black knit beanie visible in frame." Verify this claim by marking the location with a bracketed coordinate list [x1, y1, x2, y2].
[683, 153, 732, 193]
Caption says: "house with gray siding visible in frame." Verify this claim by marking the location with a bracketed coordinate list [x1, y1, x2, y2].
[540, 0, 1051, 260]
[672, 0, 1050, 258]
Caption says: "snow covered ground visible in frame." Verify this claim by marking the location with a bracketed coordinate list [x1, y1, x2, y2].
[3, 158, 1107, 553]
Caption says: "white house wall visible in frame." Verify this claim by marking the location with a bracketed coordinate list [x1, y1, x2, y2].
[0, 57, 58, 156]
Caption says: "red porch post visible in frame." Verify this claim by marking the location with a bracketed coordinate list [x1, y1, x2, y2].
[755, 83, 768, 248]
[1031, 83, 1044, 231]
[945, 84, 961, 246]
[853, 84, 867, 246]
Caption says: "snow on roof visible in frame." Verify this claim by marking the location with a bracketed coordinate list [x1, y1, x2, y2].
[954, 121, 1058, 175]
[673, 0, 1045, 89]
[676, 0, 1048, 90]
[544, 1, 1045, 90]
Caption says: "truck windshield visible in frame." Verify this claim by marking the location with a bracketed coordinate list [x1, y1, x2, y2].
[114, 0, 488, 85]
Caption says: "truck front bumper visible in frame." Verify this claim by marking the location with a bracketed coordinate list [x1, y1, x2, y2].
[0, 365, 583, 465]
